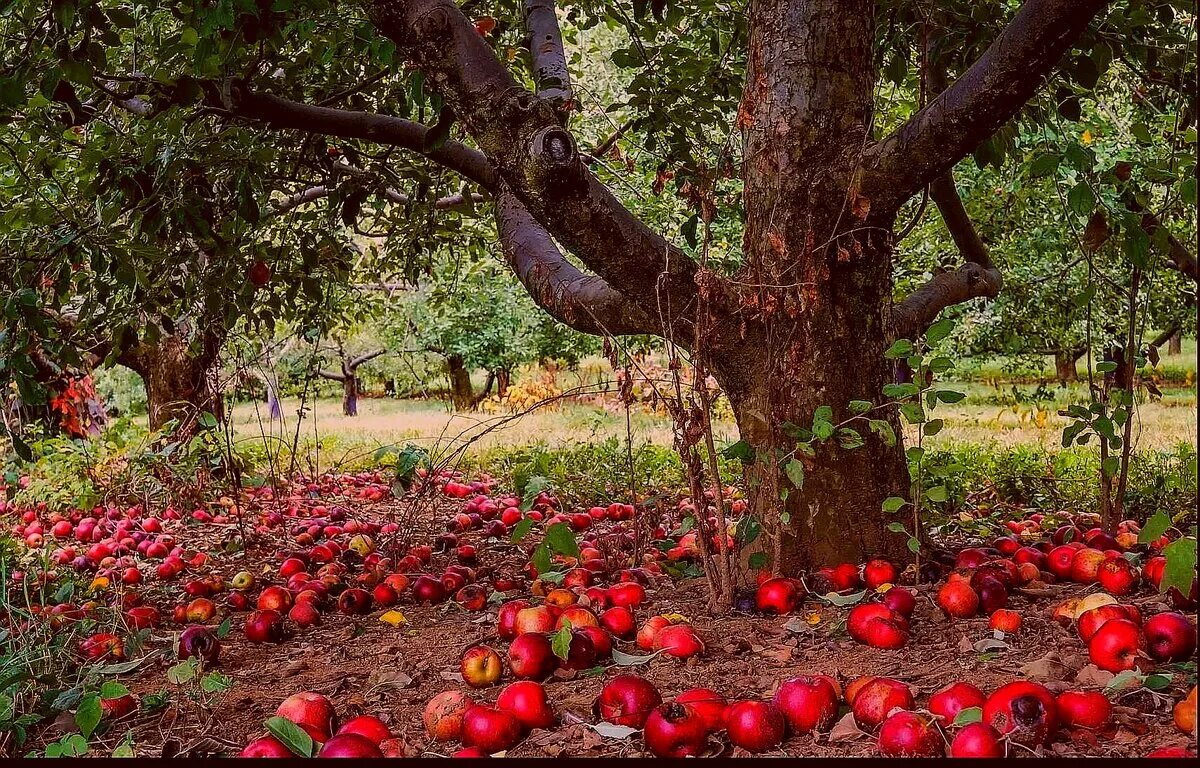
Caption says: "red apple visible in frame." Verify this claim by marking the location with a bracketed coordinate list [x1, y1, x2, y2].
[460, 645, 503, 688]
[496, 680, 556, 731]
[852, 677, 914, 729]
[878, 711, 943, 757]
[1056, 690, 1112, 730]
[1144, 611, 1197, 662]
[277, 691, 337, 742]
[936, 581, 979, 619]
[983, 681, 1058, 746]
[594, 675, 662, 728]
[724, 700, 786, 753]
[318, 733, 383, 757]
[643, 702, 709, 757]
[773, 675, 839, 734]
[928, 681, 986, 725]
[508, 632, 557, 680]
[424, 691, 472, 742]
[676, 688, 727, 732]
[950, 722, 1004, 757]
[1088, 618, 1144, 672]
[461, 705, 522, 753]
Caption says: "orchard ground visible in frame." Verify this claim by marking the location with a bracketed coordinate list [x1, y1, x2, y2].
[3, 348, 1197, 758]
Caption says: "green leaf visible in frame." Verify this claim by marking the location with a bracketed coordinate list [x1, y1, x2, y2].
[924, 485, 948, 503]
[265, 716, 315, 758]
[1067, 182, 1096, 215]
[882, 383, 919, 400]
[922, 419, 943, 436]
[1138, 511, 1172, 544]
[1160, 537, 1197, 597]
[747, 552, 769, 570]
[882, 497, 907, 513]
[720, 440, 755, 463]
[1143, 673, 1173, 691]
[543, 522, 579, 558]
[509, 517, 536, 543]
[886, 521, 908, 533]
[199, 672, 233, 693]
[925, 318, 954, 345]
[1095, 361, 1118, 373]
[550, 625, 572, 661]
[935, 389, 966, 404]
[899, 402, 926, 424]
[99, 682, 129, 700]
[166, 658, 198, 685]
[906, 537, 921, 553]
[849, 400, 873, 415]
[836, 428, 865, 449]
[884, 339, 913, 359]
[520, 476, 550, 512]
[532, 541, 552, 577]
[75, 695, 102, 739]
[953, 707, 983, 726]
[869, 419, 897, 447]
[197, 412, 218, 429]
[216, 617, 232, 639]
[784, 459, 805, 489]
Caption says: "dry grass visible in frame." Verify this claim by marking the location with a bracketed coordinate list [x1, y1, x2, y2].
[230, 385, 1197, 467]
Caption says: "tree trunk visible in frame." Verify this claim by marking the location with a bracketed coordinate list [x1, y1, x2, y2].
[1168, 332, 1182, 355]
[716, 0, 908, 573]
[1054, 349, 1082, 384]
[121, 333, 223, 432]
[342, 372, 359, 416]
[496, 368, 511, 398]
[446, 355, 474, 411]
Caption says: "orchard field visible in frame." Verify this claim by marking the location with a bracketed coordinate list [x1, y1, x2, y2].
[1, 0, 1198, 761]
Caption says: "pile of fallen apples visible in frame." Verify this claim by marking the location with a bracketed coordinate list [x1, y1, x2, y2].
[4, 469, 1197, 757]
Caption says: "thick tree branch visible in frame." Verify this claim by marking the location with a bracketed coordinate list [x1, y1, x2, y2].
[524, 0, 572, 108]
[350, 349, 388, 368]
[495, 188, 656, 336]
[204, 84, 498, 190]
[892, 171, 1003, 339]
[317, 369, 346, 382]
[361, 0, 699, 323]
[862, 0, 1110, 210]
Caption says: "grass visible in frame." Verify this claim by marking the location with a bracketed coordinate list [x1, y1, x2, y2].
[955, 336, 1197, 384]
[228, 376, 1197, 474]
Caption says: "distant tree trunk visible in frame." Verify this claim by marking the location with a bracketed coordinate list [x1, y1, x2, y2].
[263, 347, 283, 421]
[496, 368, 512, 398]
[1054, 348, 1084, 384]
[447, 355, 474, 410]
[1168, 332, 1182, 355]
[317, 347, 385, 417]
[119, 331, 224, 433]
[342, 374, 359, 416]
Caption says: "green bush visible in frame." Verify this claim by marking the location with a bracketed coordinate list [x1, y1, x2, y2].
[922, 441, 1197, 523]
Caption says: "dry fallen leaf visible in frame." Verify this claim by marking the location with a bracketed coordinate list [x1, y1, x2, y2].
[1074, 664, 1115, 687]
[828, 712, 868, 743]
[1018, 651, 1070, 680]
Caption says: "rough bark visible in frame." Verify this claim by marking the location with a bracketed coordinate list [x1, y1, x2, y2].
[722, 0, 910, 570]
[446, 354, 475, 411]
[120, 333, 224, 432]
